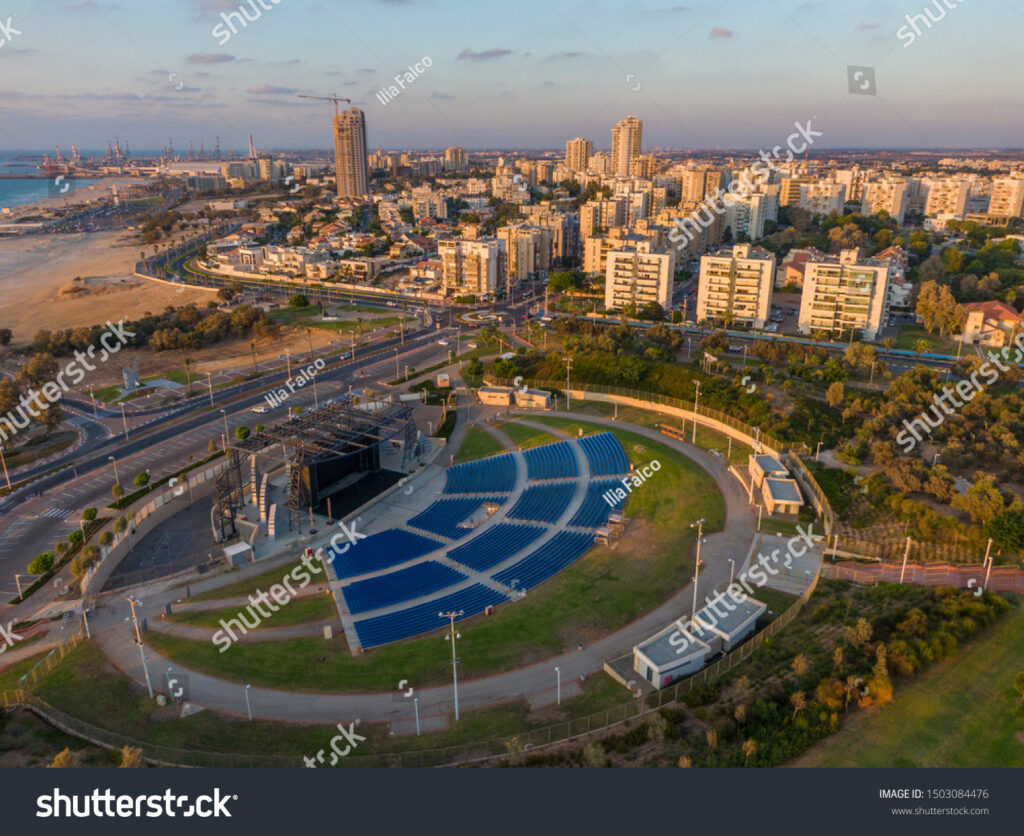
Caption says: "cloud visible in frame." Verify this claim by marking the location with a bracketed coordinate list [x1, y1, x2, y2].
[457, 47, 512, 61]
[357, 68, 376, 74]
[542, 81, 555, 87]
[857, 22, 880, 31]
[188, 53, 235, 64]
[709, 27, 734, 38]
[544, 50, 586, 61]
[429, 91, 454, 99]
[246, 84, 298, 94]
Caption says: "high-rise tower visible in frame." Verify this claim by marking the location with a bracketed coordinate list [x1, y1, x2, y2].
[333, 107, 369, 198]
[610, 116, 642, 178]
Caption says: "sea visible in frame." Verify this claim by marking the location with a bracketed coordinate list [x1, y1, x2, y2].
[0, 153, 103, 210]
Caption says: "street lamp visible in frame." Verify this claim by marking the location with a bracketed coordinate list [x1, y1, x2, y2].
[690, 519, 705, 617]
[692, 381, 701, 444]
[126, 596, 153, 698]
[439, 610, 464, 722]
[555, 666, 561, 705]
[413, 696, 421, 736]
[108, 455, 120, 486]
[220, 408, 229, 442]
[245, 684, 253, 721]
[728, 558, 736, 584]
[815, 440, 824, 462]
[206, 372, 214, 407]
[119, 402, 130, 441]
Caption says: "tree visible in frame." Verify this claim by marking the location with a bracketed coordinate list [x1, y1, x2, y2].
[183, 356, 194, 396]
[68, 529, 84, 547]
[0, 327, 11, 346]
[27, 552, 54, 574]
[289, 294, 310, 309]
[217, 287, 235, 302]
[99, 531, 113, 547]
[790, 691, 807, 719]
[112, 482, 124, 501]
[133, 472, 150, 488]
[82, 507, 97, 522]
[209, 438, 218, 454]
[825, 381, 845, 408]
[234, 425, 251, 441]
[113, 516, 128, 535]
[250, 340, 259, 374]
[582, 742, 608, 768]
[48, 748, 84, 768]
[791, 654, 810, 676]
[742, 738, 757, 766]
[119, 746, 146, 768]
[676, 755, 692, 768]
[915, 280, 966, 336]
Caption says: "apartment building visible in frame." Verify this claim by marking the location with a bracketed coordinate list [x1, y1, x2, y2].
[696, 244, 776, 329]
[565, 137, 593, 172]
[861, 179, 908, 224]
[604, 244, 676, 311]
[988, 176, 1024, 218]
[834, 168, 868, 202]
[611, 116, 643, 178]
[497, 225, 553, 284]
[679, 167, 724, 203]
[798, 249, 890, 341]
[580, 197, 628, 236]
[924, 177, 970, 217]
[800, 182, 847, 215]
[439, 238, 506, 296]
[584, 230, 656, 275]
[723, 193, 769, 241]
[444, 145, 469, 172]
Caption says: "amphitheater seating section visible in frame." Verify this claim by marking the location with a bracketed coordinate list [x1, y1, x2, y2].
[494, 531, 596, 591]
[329, 528, 443, 581]
[522, 441, 577, 481]
[442, 453, 517, 494]
[578, 432, 630, 476]
[447, 522, 546, 572]
[354, 583, 508, 649]
[343, 560, 468, 615]
[407, 497, 505, 540]
[506, 482, 575, 524]
[568, 479, 626, 528]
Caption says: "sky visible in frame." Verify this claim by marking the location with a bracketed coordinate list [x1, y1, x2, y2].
[1, 0, 1023, 154]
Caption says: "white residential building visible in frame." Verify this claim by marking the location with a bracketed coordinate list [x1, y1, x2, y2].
[861, 179, 908, 224]
[798, 249, 891, 341]
[697, 244, 776, 329]
[604, 245, 676, 311]
[439, 238, 506, 296]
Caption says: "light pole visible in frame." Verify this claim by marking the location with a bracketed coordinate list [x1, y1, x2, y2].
[690, 519, 705, 617]
[108, 455, 120, 486]
[982, 538, 994, 590]
[14, 573, 32, 599]
[728, 558, 735, 584]
[395, 347, 400, 380]
[555, 666, 561, 705]
[414, 696, 421, 736]
[286, 350, 292, 379]
[815, 440, 823, 462]
[899, 536, 912, 584]
[244, 684, 253, 721]
[0, 444, 10, 490]
[692, 381, 701, 444]
[220, 408, 229, 442]
[206, 372, 214, 407]
[119, 402, 130, 441]
[126, 595, 153, 698]
[564, 355, 572, 410]
[439, 610, 464, 722]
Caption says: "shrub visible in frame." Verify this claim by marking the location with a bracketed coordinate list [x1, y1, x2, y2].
[27, 552, 55, 575]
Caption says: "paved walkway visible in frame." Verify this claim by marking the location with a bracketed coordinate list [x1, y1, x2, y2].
[88, 411, 756, 724]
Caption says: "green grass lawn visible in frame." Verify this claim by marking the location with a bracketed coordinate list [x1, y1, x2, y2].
[796, 603, 1024, 767]
[19, 642, 639, 764]
[5, 432, 77, 469]
[185, 559, 312, 603]
[495, 421, 560, 449]
[894, 326, 958, 354]
[168, 593, 337, 629]
[147, 420, 725, 693]
[269, 307, 406, 333]
[453, 426, 507, 463]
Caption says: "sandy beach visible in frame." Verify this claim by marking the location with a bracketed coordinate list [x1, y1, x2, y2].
[0, 177, 145, 220]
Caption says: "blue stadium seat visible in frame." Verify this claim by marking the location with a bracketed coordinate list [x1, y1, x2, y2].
[354, 584, 508, 649]
[407, 496, 505, 540]
[568, 479, 627, 528]
[494, 531, 595, 591]
[443, 452, 517, 494]
[578, 432, 630, 476]
[328, 529, 444, 581]
[506, 482, 575, 524]
[447, 523, 546, 572]
[343, 561, 468, 615]
[522, 441, 577, 481]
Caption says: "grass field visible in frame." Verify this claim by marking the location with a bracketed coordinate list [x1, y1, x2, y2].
[147, 420, 726, 692]
[5, 432, 77, 469]
[24, 642, 638, 762]
[895, 325, 958, 354]
[269, 307, 406, 333]
[453, 426, 507, 463]
[168, 593, 337, 629]
[186, 559, 311, 603]
[495, 421, 560, 449]
[795, 602, 1024, 767]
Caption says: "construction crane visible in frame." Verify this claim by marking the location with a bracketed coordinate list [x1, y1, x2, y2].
[297, 94, 351, 116]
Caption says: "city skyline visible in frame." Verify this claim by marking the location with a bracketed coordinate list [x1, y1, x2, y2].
[2, 0, 1023, 152]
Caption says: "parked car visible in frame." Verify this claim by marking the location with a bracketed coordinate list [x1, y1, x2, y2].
[251, 405, 270, 414]
[438, 339, 450, 346]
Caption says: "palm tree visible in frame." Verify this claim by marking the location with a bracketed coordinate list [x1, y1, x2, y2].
[182, 356, 194, 396]
[250, 341, 258, 374]
[305, 327, 314, 361]
[914, 339, 930, 366]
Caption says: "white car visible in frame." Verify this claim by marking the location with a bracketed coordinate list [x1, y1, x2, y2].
[466, 342, 478, 349]
[438, 339, 450, 346]
[251, 405, 270, 414]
